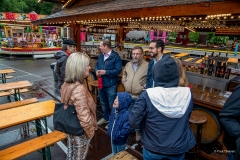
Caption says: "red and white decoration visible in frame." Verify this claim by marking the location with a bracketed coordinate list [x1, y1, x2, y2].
[5, 12, 15, 20]
[29, 11, 38, 21]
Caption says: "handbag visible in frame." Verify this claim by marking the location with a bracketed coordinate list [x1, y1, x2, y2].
[53, 84, 84, 136]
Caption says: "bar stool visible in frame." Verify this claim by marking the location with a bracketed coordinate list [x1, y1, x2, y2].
[189, 110, 208, 160]
[89, 80, 98, 104]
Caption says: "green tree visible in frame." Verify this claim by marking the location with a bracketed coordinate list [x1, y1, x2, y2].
[189, 32, 199, 43]
[0, 0, 56, 15]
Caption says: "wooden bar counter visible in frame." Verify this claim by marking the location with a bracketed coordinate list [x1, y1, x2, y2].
[191, 84, 231, 112]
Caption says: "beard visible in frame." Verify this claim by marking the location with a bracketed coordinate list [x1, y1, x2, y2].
[149, 51, 158, 58]
[132, 57, 143, 64]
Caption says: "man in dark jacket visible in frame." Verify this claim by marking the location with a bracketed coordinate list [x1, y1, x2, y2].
[95, 39, 122, 128]
[129, 56, 195, 159]
[54, 39, 76, 93]
[219, 84, 240, 160]
[146, 39, 166, 88]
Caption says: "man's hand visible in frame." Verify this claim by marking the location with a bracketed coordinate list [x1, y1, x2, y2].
[96, 70, 106, 76]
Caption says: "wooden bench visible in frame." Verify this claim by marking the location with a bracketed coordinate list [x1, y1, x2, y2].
[0, 75, 14, 80]
[108, 150, 138, 160]
[0, 88, 29, 97]
[0, 130, 67, 159]
[0, 98, 38, 111]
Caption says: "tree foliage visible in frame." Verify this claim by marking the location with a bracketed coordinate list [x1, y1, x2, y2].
[0, 0, 56, 15]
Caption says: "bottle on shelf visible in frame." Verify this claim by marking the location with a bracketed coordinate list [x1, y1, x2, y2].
[200, 52, 207, 74]
[215, 61, 221, 77]
[214, 53, 221, 77]
[219, 62, 226, 78]
[225, 67, 231, 79]
[207, 52, 214, 76]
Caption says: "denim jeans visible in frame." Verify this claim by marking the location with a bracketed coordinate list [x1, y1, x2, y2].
[98, 85, 117, 121]
[111, 143, 126, 155]
[143, 147, 185, 160]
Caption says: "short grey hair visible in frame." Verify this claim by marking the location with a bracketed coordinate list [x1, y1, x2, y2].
[62, 44, 68, 51]
[132, 46, 143, 54]
[65, 52, 90, 83]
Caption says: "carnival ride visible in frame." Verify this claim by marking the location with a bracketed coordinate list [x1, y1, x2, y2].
[0, 32, 62, 58]
[1, 32, 62, 48]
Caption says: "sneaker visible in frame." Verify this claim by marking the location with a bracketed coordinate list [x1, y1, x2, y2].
[105, 124, 108, 130]
[97, 118, 109, 125]
[136, 132, 141, 141]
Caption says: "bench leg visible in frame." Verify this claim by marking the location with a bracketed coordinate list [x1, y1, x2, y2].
[13, 89, 21, 101]
[20, 123, 30, 137]
[35, 119, 46, 160]
[7, 95, 11, 102]
[35, 118, 52, 160]
[1, 74, 6, 83]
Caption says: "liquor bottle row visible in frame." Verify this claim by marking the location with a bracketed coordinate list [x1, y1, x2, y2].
[202, 52, 231, 79]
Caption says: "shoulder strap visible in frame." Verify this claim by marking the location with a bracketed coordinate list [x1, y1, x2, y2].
[63, 84, 80, 105]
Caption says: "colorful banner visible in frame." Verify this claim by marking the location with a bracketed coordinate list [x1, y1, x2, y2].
[0, 12, 46, 21]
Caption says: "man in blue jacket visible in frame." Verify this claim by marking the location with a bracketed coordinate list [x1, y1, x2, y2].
[95, 39, 122, 129]
[146, 39, 166, 88]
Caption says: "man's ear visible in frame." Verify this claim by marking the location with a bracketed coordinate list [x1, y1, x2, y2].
[66, 45, 70, 50]
[158, 47, 162, 52]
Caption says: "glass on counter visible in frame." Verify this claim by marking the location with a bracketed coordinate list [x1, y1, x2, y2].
[190, 66, 194, 72]
[203, 68, 208, 75]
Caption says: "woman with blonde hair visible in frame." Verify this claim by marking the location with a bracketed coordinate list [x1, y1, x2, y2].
[172, 56, 188, 87]
[129, 55, 195, 160]
[61, 52, 97, 160]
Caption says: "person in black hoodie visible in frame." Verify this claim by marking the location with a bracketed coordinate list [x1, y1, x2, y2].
[219, 84, 240, 160]
[54, 39, 76, 94]
[129, 56, 195, 160]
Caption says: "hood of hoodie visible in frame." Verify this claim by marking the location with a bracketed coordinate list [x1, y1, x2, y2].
[153, 56, 179, 88]
[116, 92, 132, 112]
[146, 87, 191, 118]
[54, 50, 67, 60]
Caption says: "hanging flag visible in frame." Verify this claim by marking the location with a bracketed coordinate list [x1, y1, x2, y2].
[39, 26, 42, 34]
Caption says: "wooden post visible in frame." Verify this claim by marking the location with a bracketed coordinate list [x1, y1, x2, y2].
[69, 22, 82, 52]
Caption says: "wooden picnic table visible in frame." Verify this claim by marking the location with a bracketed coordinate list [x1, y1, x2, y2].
[174, 52, 189, 57]
[0, 68, 15, 83]
[0, 100, 55, 130]
[0, 80, 32, 101]
[0, 100, 56, 158]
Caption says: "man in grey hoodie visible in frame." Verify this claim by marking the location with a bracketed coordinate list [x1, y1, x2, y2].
[54, 39, 76, 94]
